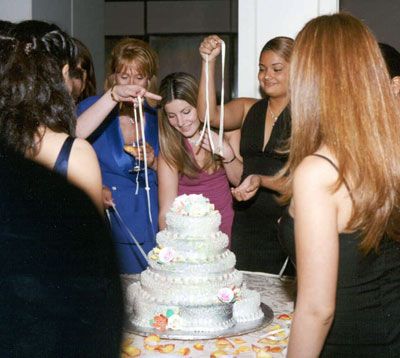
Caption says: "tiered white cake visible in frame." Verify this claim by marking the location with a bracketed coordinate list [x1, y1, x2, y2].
[129, 194, 264, 333]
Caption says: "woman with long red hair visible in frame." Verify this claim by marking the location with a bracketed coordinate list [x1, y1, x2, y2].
[279, 13, 400, 357]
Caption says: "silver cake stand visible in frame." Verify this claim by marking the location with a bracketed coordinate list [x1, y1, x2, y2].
[125, 302, 273, 340]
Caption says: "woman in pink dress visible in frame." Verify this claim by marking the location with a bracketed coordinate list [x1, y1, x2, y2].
[158, 72, 240, 240]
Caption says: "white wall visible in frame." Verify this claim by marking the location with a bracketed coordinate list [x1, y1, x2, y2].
[0, 0, 32, 22]
[238, 0, 339, 97]
[72, 0, 105, 92]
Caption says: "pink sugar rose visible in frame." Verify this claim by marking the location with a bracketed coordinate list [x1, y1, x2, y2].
[217, 287, 235, 303]
[158, 247, 177, 263]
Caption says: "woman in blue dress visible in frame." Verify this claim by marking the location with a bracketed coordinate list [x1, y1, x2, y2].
[76, 38, 160, 273]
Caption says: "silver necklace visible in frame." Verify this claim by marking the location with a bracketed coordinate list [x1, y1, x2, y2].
[268, 106, 279, 127]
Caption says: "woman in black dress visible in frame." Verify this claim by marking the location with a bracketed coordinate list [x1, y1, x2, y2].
[198, 35, 293, 273]
[278, 13, 400, 357]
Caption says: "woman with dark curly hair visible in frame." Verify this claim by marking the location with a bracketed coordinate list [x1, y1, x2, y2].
[0, 20, 103, 210]
[71, 37, 97, 103]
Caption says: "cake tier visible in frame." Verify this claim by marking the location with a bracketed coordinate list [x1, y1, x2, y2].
[233, 288, 265, 323]
[140, 268, 243, 305]
[166, 210, 221, 237]
[156, 230, 229, 259]
[148, 249, 236, 274]
[130, 282, 235, 332]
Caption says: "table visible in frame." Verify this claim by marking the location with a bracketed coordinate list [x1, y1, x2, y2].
[120, 272, 295, 357]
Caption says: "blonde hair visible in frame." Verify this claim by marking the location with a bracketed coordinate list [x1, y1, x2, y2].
[279, 13, 400, 253]
[104, 38, 158, 93]
[158, 72, 221, 177]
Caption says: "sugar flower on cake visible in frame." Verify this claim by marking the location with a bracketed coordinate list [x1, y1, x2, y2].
[150, 314, 168, 331]
[170, 194, 215, 217]
[166, 313, 183, 330]
[218, 287, 235, 303]
[158, 247, 177, 263]
[217, 286, 241, 303]
[150, 308, 181, 331]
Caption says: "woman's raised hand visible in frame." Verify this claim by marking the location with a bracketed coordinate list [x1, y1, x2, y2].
[199, 35, 222, 62]
[111, 84, 161, 103]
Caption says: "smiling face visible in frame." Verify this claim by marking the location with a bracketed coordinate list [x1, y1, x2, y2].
[164, 99, 200, 138]
[115, 61, 149, 88]
[258, 50, 290, 99]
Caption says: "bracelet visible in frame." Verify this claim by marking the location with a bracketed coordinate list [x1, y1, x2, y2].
[223, 155, 236, 164]
[110, 85, 118, 102]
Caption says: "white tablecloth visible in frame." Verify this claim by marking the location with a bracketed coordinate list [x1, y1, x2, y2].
[120, 272, 295, 357]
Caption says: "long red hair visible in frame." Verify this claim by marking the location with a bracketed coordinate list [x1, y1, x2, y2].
[279, 13, 400, 252]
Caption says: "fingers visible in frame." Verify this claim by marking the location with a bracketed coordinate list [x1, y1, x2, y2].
[144, 91, 162, 101]
[199, 35, 222, 59]
[114, 85, 162, 102]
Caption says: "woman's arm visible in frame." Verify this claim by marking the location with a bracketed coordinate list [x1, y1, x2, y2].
[76, 85, 161, 139]
[287, 156, 339, 358]
[157, 154, 179, 230]
[200, 130, 242, 186]
[231, 174, 285, 201]
[198, 35, 256, 130]
[68, 138, 104, 212]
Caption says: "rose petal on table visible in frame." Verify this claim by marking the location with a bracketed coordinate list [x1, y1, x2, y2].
[144, 334, 160, 344]
[178, 347, 191, 356]
[233, 337, 246, 344]
[234, 345, 251, 354]
[210, 349, 229, 358]
[256, 351, 273, 358]
[144, 344, 157, 351]
[258, 338, 277, 345]
[122, 345, 141, 357]
[193, 343, 204, 350]
[156, 344, 175, 353]
[266, 324, 282, 332]
[270, 346, 283, 353]
[277, 313, 292, 320]
[216, 338, 234, 349]
[122, 338, 134, 347]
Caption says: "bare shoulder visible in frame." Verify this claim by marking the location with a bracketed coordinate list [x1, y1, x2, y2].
[293, 154, 339, 193]
[241, 97, 258, 115]
[68, 138, 101, 180]
[70, 137, 98, 163]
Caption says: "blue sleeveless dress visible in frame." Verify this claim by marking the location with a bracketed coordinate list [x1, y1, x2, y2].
[53, 136, 75, 176]
[76, 97, 158, 273]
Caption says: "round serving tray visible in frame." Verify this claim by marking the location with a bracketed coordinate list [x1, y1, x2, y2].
[125, 302, 273, 340]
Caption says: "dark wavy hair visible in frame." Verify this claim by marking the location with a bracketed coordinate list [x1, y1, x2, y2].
[0, 20, 77, 155]
[379, 42, 400, 78]
[0, 20, 15, 36]
[72, 37, 97, 102]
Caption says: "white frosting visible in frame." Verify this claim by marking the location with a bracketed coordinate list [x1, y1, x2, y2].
[130, 194, 264, 333]
[233, 288, 264, 323]
[166, 194, 221, 237]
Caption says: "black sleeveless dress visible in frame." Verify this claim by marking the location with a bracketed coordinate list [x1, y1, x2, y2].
[279, 155, 400, 357]
[231, 99, 291, 273]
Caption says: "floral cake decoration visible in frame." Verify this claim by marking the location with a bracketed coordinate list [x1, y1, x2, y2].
[150, 308, 182, 331]
[217, 286, 241, 303]
[170, 194, 216, 217]
[150, 246, 180, 264]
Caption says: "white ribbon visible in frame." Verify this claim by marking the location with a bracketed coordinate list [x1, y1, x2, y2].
[197, 39, 226, 156]
[106, 205, 149, 264]
[137, 97, 154, 231]
[133, 106, 141, 195]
